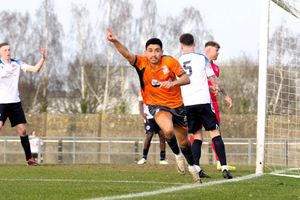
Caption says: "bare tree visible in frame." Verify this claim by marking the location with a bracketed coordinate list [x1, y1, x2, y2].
[97, 0, 134, 115]
[220, 55, 258, 114]
[32, 0, 64, 113]
[0, 11, 32, 58]
[138, 0, 157, 46]
[157, 7, 213, 56]
[68, 3, 99, 113]
[65, 56, 107, 113]
[0, 11, 43, 112]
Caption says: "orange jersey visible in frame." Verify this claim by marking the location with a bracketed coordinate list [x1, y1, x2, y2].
[133, 55, 185, 108]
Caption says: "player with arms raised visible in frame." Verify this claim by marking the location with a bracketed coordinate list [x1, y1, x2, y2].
[0, 42, 46, 166]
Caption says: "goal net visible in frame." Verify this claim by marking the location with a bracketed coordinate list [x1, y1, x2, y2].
[257, 0, 300, 177]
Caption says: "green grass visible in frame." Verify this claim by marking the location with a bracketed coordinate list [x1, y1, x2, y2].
[0, 164, 299, 200]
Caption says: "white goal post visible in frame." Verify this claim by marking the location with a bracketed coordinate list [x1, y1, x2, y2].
[256, 0, 300, 175]
[272, 0, 300, 18]
[256, 0, 270, 174]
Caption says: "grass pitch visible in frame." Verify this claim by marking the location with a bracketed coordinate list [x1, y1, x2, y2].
[0, 164, 299, 200]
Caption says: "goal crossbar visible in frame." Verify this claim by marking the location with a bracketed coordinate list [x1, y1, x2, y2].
[272, 0, 300, 18]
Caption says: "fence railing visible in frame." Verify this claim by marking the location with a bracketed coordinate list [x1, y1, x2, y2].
[0, 136, 259, 165]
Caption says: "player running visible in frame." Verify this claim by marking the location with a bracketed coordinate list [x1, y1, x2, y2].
[106, 29, 201, 183]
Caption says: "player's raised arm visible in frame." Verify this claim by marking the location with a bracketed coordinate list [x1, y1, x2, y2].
[106, 28, 136, 65]
[26, 48, 46, 73]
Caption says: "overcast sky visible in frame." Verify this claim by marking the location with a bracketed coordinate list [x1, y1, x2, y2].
[1, 0, 300, 61]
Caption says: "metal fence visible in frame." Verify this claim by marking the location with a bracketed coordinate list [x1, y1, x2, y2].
[0, 136, 257, 165]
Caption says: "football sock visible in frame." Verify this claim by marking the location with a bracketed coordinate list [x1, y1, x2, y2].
[211, 141, 220, 161]
[20, 135, 32, 160]
[160, 150, 166, 160]
[166, 135, 180, 155]
[181, 146, 194, 166]
[212, 135, 227, 166]
[143, 149, 149, 159]
[192, 139, 202, 166]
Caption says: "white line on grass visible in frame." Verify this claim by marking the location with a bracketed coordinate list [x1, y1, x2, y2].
[87, 173, 262, 200]
[0, 178, 184, 185]
[269, 173, 300, 178]
[270, 167, 300, 179]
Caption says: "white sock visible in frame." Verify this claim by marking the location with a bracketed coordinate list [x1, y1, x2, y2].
[175, 152, 183, 158]
[194, 165, 201, 172]
[188, 165, 196, 172]
[221, 165, 228, 171]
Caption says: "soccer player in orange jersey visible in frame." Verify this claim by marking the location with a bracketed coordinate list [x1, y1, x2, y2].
[106, 29, 201, 183]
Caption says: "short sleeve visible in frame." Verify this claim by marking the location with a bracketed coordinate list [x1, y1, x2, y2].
[19, 61, 29, 72]
[168, 57, 185, 77]
[132, 55, 146, 71]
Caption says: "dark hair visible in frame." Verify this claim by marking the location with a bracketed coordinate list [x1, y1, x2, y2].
[0, 42, 9, 48]
[145, 38, 163, 49]
[179, 33, 194, 46]
[205, 41, 220, 49]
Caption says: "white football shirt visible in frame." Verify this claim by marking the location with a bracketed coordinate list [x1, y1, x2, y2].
[0, 58, 28, 103]
[138, 92, 153, 119]
[29, 136, 44, 154]
[179, 53, 214, 106]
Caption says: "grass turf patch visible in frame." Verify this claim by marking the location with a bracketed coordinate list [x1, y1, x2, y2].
[0, 164, 298, 200]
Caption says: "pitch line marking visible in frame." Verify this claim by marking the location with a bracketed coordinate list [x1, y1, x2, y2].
[270, 167, 300, 179]
[0, 178, 184, 185]
[87, 173, 262, 200]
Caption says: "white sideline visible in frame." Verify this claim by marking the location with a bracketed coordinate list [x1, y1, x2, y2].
[87, 173, 261, 200]
[270, 168, 300, 179]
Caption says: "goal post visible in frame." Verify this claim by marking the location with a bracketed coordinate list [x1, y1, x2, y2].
[257, 0, 300, 176]
[256, 0, 270, 175]
[272, 0, 300, 18]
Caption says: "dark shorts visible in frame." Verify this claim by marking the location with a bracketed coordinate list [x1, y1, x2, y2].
[143, 118, 161, 134]
[148, 104, 187, 128]
[185, 103, 219, 133]
[0, 102, 27, 127]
